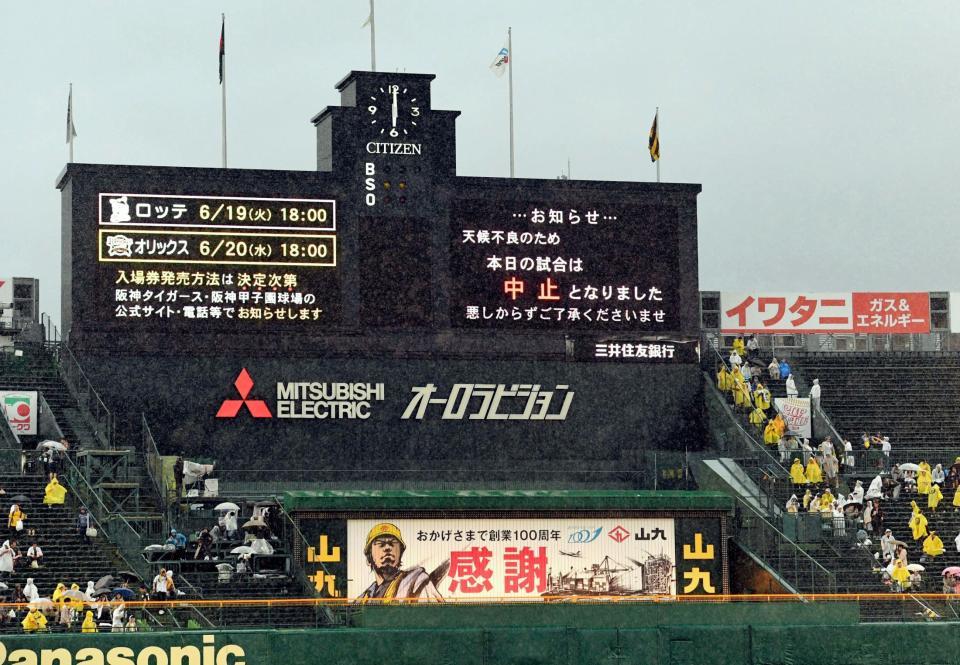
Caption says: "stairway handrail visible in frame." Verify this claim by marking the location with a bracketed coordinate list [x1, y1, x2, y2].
[56, 343, 115, 448]
[733, 495, 838, 594]
[141, 413, 172, 530]
[60, 450, 150, 579]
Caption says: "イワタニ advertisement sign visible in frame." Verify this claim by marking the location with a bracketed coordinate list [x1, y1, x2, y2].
[720, 292, 931, 334]
[0, 390, 38, 435]
[950, 293, 960, 333]
[775, 397, 811, 438]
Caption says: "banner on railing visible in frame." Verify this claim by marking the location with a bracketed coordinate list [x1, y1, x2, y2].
[0, 390, 37, 435]
[720, 292, 931, 334]
[774, 397, 811, 438]
[297, 515, 726, 601]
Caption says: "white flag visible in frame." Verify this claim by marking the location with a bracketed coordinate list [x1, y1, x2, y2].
[489, 44, 509, 77]
[361, 12, 371, 28]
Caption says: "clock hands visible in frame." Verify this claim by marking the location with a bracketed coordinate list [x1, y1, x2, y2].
[391, 88, 398, 129]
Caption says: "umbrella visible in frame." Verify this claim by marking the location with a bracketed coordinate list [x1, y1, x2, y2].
[254, 499, 278, 507]
[214, 502, 239, 512]
[907, 564, 925, 573]
[61, 589, 86, 601]
[116, 571, 141, 583]
[242, 518, 267, 531]
[112, 588, 135, 600]
[942, 567, 960, 576]
[94, 575, 115, 590]
[36, 440, 67, 452]
[899, 463, 921, 472]
[93, 588, 113, 598]
[784, 430, 802, 438]
[30, 598, 54, 610]
[230, 546, 254, 555]
[9, 494, 29, 504]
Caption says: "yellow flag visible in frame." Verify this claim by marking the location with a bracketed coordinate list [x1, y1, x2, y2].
[648, 110, 659, 163]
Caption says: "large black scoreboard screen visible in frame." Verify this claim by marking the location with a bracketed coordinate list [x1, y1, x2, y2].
[91, 192, 340, 331]
[451, 195, 681, 331]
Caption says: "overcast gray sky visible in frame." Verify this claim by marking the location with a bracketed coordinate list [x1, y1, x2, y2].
[2, 1, 959, 326]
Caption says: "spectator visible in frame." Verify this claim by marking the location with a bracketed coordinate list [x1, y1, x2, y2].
[8, 503, 25, 534]
[22, 577, 38, 602]
[929, 482, 944, 511]
[21, 607, 47, 633]
[748, 404, 767, 431]
[785, 374, 798, 398]
[741, 361, 752, 382]
[767, 356, 780, 380]
[224, 510, 239, 540]
[881, 436, 892, 460]
[871, 500, 885, 535]
[745, 334, 759, 360]
[800, 439, 813, 466]
[728, 348, 742, 369]
[754, 382, 771, 410]
[801, 489, 813, 510]
[0, 538, 18, 578]
[863, 500, 874, 533]
[194, 528, 213, 560]
[917, 465, 932, 496]
[865, 475, 884, 500]
[125, 614, 138, 632]
[716, 365, 732, 392]
[849, 480, 864, 504]
[808, 378, 821, 408]
[111, 594, 125, 633]
[26, 542, 42, 568]
[933, 464, 945, 486]
[822, 449, 839, 489]
[732, 336, 746, 358]
[82, 610, 96, 633]
[786, 495, 799, 513]
[880, 529, 897, 559]
[789, 459, 807, 486]
[43, 474, 67, 506]
[955, 530, 960, 553]
[166, 529, 187, 555]
[152, 568, 169, 600]
[909, 501, 928, 540]
[922, 531, 945, 560]
[165, 570, 177, 598]
[77, 507, 94, 544]
[173, 455, 184, 499]
[778, 358, 791, 379]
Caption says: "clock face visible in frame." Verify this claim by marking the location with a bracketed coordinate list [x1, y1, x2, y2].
[366, 84, 421, 138]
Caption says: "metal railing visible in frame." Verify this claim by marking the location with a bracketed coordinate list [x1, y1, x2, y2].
[61, 451, 151, 579]
[141, 414, 173, 529]
[57, 343, 114, 448]
[733, 496, 838, 594]
[0, 412, 22, 473]
[275, 500, 338, 626]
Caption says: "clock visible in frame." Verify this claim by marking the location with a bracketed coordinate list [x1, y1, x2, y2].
[366, 84, 421, 138]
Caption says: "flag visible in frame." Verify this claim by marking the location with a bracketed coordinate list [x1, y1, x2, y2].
[361, 10, 372, 28]
[66, 85, 77, 143]
[218, 16, 225, 84]
[490, 44, 509, 77]
[648, 110, 660, 162]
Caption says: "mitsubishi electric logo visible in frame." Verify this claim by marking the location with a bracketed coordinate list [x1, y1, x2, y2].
[216, 369, 273, 418]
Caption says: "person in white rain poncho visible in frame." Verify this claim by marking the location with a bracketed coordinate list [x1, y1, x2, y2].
[785, 374, 798, 398]
[865, 475, 884, 501]
[22, 577, 38, 601]
[809, 378, 821, 406]
[849, 480, 864, 505]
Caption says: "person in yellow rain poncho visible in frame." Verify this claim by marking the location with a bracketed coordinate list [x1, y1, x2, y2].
[790, 459, 807, 486]
[801, 489, 813, 510]
[732, 336, 746, 359]
[805, 457, 823, 485]
[22, 607, 47, 633]
[754, 383, 772, 411]
[82, 610, 97, 633]
[923, 531, 945, 558]
[928, 482, 943, 511]
[771, 414, 786, 439]
[43, 474, 68, 506]
[731, 367, 748, 409]
[891, 559, 911, 591]
[52, 582, 66, 603]
[819, 489, 835, 512]
[909, 501, 928, 540]
[717, 366, 733, 392]
[763, 420, 781, 446]
[8, 503, 25, 530]
[69, 583, 85, 613]
[748, 405, 767, 431]
[916, 466, 932, 496]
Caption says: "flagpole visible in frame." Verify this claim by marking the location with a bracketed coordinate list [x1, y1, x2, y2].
[369, 0, 377, 71]
[508, 26, 514, 178]
[68, 83, 75, 163]
[221, 13, 227, 168]
[655, 107, 661, 183]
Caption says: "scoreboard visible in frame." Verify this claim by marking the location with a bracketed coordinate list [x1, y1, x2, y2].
[60, 70, 701, 349]
[57, 70, 704, 474]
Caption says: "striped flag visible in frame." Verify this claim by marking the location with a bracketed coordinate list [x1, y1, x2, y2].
[490, 44, 509, 77]
[66, 85, 77, 143]
[218, 17, 225, 84]
[648, 110, 660, 163]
